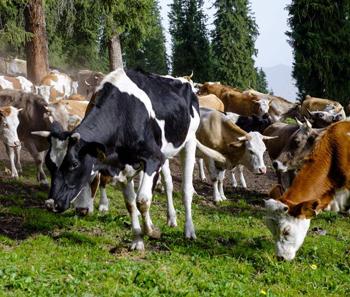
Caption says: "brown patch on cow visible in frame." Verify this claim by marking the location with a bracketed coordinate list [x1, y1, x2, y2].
[279, 121, 350, 217]
[0, 106, 12, 117]
[67, 94, 86, 101]
[269, 184, 284, 199]
[41, 73, 58, 85]
[50, 88, 64, 101]
[4, 76, 21, 90]
[90, 174, 100, 199]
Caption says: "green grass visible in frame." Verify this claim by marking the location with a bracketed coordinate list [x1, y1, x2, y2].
[0, 163, 350, 296]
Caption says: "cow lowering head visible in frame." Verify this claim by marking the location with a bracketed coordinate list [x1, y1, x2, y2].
[0, 106, 22, 148]
[264, 198, 311, 261]
[32, 122, 105, 212]
[272, 119, 319, 173]
[233, 132, 276, 174]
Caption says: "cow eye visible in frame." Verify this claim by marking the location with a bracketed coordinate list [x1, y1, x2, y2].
[3, 122, 8, 128]
[282, 228, 290, 237]
[69, 160, 79, 171]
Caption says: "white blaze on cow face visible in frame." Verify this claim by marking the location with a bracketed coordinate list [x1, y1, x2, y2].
[50, 137, 69, 168]
[0, 106, 21, 147]
[258, 98, 270, 115]
[264, 199, 310, 261]
[240, 132, 267, 174]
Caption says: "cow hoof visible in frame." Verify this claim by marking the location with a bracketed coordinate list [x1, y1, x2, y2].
[167, 217, 177, 228]
[221, 195, 227, 201]
[130, 239, 145, 251]
[185, 223, 196, 240]
[98, 205, 109, 212]
[45, 199, 55, 210]
[76, 208, 89, 216]
[146, 227, 161, 239]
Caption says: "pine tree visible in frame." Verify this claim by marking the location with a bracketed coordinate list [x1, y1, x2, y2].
[212, 0, 258, 89]
[124, 0, 168, 74]
[169, 0, 212, 82]
[255, 67, 268, 93]
[287, 0, 350, 105]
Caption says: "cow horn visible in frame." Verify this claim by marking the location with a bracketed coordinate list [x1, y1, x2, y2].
[189, 71, 193, 79]
[304, 117, 312, 129]
[296, 118, 303, 127]
[262, 135, 279, 140]
[237, 136, 248, 141]
[71, 132, 81, 141]
[84, 80, 91, 86]
[31, 131, 51, 138]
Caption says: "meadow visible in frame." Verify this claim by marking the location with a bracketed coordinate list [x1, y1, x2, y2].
[0, 161, 350, 296]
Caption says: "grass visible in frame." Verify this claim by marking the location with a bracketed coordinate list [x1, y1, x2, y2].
[0, 162, 350, 296]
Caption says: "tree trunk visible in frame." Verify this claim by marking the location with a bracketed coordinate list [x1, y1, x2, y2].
[24, 0, 49, 84]
[108, 34, 123, 71]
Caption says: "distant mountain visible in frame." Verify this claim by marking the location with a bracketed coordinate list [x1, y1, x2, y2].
[263, 64, 298, 102]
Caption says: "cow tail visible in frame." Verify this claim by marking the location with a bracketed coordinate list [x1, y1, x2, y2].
[196, 140, 226, 163]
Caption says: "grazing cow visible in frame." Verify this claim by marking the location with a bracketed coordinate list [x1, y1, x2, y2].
[265, 121, 350, 260]
[76, 70, 105, 98]
[0, 106, 22, 177]
[198, 94, 224, 112]
[0, 75, 34, 93]
[196, 109, 274, 201]
[198, 83, 270, 116]
[37, 70, 78, 102]
[0, 90, 69, 184]
[37, 68, 225, 251]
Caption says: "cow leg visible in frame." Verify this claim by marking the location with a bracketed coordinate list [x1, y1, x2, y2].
[205, 158, 222, 202]
[122, 179, 144, 251]
[137, 160, 161, 240]
[5, 145, 18, 178]
[180, 138, 197, 239]
[24, 141, 48, 184]
[161, 159, 177, 227]
[14, 145, 22, 175]
[197, 158, 207, 182]
[218, 169, 227, 200]
[99, 174, 110, 212]
[231, 168, 238, 188]
[237, 165, 247, 189]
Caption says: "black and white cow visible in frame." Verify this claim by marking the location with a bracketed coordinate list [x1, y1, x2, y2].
[35, 68, 225, 250]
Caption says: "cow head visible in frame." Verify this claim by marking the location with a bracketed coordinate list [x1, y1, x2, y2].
[307, 107, 344, 128]
[45, 102, 70, 130]
[32, 122, 105, 213]
[264, 198, 311, 261]
[231, 132, 276, 174]
[0, 106, 22, 148]
[272, 119, 319, 174]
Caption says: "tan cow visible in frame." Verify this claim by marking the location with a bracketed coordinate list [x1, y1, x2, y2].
[197, 109, 274, 201]
[198, 94, 224, 112]
[265, 121, 350, 260]
[198, 83, 270, 116]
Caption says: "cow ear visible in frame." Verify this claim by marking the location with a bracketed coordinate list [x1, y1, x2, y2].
[291, 200, 320, 219]
[80, 141, 106, 160]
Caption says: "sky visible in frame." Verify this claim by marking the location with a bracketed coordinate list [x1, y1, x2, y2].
[159, 0, 294, 68]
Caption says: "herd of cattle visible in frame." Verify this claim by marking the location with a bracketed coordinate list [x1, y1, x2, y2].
[0, 65, 349, 261]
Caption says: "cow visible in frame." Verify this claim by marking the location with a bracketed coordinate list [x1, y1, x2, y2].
[198, 83, 270, 116]
[0, 75, 34, 93]
[35, 68, 226, 251]
[245, 89, 296, 122]
[0, 90, 69, 184]
[197, 111, 272, 187]
[0, 106, 22, 177]
[37, 70, 78, 102]
[198, 94, 224, 112]
[76, 70, 104, 99]
[196, 109, 275, 201]
[264, 121, 350, 261]
[0, 57, 27, 77]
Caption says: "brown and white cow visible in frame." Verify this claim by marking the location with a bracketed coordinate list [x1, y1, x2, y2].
[0, 106, 22, 177]
[198, 83, 270, 116]
[37, 70, 78, 102]
[198, 94, 225, 112]
[196, 108, 274, 201]
[76, 69, 104, 99]
[0, 90, 69, 184]
[0, 75, 34, 93]
[265, 121, 350, 260]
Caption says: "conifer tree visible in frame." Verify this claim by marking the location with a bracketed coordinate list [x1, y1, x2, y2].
[287, 0, 350, 105]
[255, 67, 268, 93]
[212, 0, 258, 89]
[169, 0, 212, 82]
